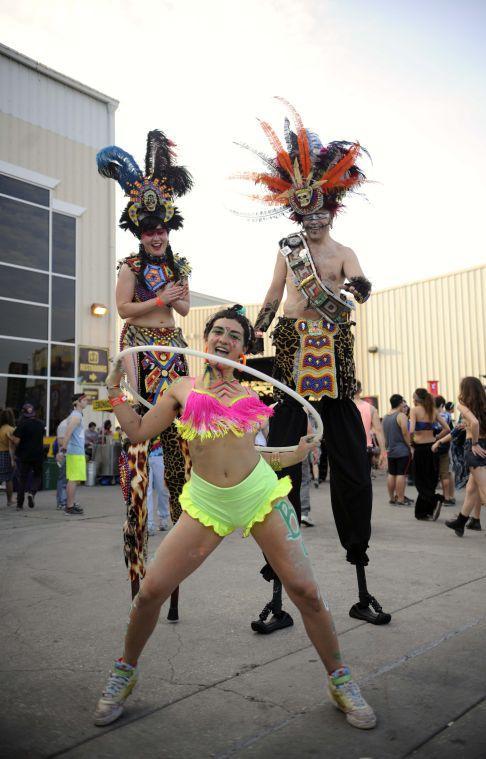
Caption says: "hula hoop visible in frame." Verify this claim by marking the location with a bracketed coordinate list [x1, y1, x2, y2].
[115, 345, 323, 453]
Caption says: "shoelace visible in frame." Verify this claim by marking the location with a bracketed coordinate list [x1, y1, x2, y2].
[336, 679, 367, 709]
[103, 671, 133, 698]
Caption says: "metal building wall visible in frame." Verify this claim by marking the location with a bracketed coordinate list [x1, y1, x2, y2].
[354, 265, 486, 413]
[176, 265, 485, 413]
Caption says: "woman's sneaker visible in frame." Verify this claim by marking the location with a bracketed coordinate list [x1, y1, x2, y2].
[93, 659, 138, 726]
[328, 667, 376, 729]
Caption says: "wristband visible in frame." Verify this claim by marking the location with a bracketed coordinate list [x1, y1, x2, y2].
[155, 296, 165, 308]
[108, 394, 128, 408]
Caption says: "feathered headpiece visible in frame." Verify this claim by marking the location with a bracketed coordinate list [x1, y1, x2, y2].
[96, 130, 193, 237]
[235, 98, 368, 221]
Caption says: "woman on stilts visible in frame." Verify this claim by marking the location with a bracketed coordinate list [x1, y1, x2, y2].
[96, 129, 193, 617]
[94, 305, 377, 731]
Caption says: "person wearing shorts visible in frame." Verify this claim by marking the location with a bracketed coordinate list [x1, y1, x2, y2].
[61, 393, 88, 516]
[383, 395, 412, 506]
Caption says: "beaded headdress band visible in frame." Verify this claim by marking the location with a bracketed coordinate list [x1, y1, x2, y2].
[96, 130, 193, 237]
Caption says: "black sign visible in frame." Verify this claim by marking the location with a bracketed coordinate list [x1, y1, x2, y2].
[78, 346, 109, 385]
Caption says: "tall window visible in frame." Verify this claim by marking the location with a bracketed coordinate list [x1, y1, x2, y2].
[0, 172, 76, 434]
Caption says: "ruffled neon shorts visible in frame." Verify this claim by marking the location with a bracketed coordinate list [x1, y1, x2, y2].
[180, 456, 291, 537]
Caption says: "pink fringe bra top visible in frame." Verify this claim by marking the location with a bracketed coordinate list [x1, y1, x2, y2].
[175, 387, 273, 441]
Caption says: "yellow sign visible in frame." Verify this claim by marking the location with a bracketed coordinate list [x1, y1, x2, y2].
[78, 346, 109, 385]
[92, 400, 113, 412]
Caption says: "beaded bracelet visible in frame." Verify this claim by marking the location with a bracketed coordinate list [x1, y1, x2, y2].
[108, 394, 128, 408]
[155, 296, 165, 308]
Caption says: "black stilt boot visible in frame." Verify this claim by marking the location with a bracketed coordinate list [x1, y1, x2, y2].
[349, 564, 391, 625]
[167, 586, 179, 621]
[251, 576, 294, 634]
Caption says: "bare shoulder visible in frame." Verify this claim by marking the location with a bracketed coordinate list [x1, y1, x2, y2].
[167, 377, 192, 407]
[118, 263, 136, 281]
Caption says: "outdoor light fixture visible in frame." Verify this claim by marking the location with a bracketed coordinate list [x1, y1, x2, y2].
[368, 346, 379, 354]
[90, 303, 108, 317]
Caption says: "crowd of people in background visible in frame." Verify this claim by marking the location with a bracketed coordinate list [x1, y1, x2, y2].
[1, 377, 485, 538]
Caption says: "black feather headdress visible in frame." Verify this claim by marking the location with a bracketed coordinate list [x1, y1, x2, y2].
[96, 130, 193, 237]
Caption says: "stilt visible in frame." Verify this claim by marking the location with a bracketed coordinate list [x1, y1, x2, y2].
[167, 586, 179, 621]
[251, 577, 294, 634]
[130, 577, 139, 600]
[349, 564, 391, 625]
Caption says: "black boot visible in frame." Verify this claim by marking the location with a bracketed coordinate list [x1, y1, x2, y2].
[466, 517, 482, 531]
[445, 513, 467, 537]
[251, 578, 293, 634]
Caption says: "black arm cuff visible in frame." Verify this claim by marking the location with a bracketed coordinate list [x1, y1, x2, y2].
[346, 276, 372, 304]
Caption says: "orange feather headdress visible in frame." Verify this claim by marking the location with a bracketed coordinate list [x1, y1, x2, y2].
[234, 98, 368, 221]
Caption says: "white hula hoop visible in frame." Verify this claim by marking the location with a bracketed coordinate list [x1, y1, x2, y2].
[115, 345, 323, 453]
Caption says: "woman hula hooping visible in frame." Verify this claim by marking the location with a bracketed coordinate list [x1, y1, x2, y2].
[93, 305, 377, 730]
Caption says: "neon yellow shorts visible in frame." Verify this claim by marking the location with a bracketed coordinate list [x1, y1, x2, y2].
[66, 454, 86, 482]
[180, 456, 292, 537]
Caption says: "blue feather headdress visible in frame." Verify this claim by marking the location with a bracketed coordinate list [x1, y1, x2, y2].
[96, 130, 193, 237]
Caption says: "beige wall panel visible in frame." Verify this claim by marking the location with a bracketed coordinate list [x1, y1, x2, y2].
[0, 111, 117, 360]
[354, 265, 486, 414]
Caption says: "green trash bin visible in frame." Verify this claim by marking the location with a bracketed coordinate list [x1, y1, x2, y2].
[43, 458, 59, 490]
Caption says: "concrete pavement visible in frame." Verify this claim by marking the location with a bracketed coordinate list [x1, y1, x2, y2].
[1, 471, 485, 758]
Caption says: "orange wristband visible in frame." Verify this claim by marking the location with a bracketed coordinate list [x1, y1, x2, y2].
[155, 296, 165, 308]
[108, 394, 128, 408]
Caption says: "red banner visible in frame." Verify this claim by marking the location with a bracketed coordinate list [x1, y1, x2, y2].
[427, 380, 439, 396]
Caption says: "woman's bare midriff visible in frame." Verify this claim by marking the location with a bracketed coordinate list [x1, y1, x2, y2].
[188, 434, 261, 487]
[125, 309, 176, 329]
[173, 379, 262, 487]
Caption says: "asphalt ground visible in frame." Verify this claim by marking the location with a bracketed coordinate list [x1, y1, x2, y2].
[1, 470, 485, 759]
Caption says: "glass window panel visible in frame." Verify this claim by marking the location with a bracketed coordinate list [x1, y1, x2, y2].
[49, 380, 75, 433]
[0, 196, 49, 270]
[51, 276, 75, 343]
[0, 174, 49, 206]
[0, 338, 48, 375]
[0, 300, 48, 340]
[0, 264, 48, 303]
[50, 344, 75, 378]
[0, 376, 47, 426]
[53, 214, 76, 276]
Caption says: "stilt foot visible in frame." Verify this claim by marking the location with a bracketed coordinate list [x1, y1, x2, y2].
[251, 601, 293, 634]
[167, 606, 179, 622]
[349, 595, 391, 625]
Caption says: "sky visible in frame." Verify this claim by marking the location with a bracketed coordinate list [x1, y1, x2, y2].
[1, 0, 485, 303]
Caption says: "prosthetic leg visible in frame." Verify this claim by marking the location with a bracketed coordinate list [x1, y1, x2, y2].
[251, 568, 293, 634]
[349, 564, 391, 625]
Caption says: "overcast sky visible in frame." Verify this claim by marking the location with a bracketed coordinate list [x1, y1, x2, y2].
[1, 0, 485, 302]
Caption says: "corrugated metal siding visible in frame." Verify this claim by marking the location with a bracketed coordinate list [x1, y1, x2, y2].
[174, 266, 485, 412]
[0, 53, 114, 149]
[354, 265, 486, 413]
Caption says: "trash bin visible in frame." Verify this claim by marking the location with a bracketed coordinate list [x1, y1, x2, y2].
[43, 458, 59, 490]
[86, 460, 97, 487]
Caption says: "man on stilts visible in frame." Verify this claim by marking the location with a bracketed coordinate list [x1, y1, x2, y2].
[236, 99, 391, 632]
[97, 130, 193, 618]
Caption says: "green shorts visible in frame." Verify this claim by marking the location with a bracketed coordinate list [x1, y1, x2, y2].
[66, 454, 86, 482]
[180, 456, 292, 537]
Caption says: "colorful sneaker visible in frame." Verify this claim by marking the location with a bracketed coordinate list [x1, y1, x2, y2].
[93, 659, 138, 726]
[328, 667, 376, 729]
